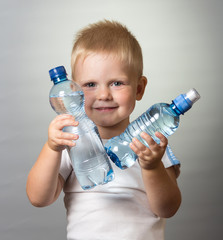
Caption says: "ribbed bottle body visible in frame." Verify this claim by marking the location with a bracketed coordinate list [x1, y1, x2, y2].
[105, 103, 180, 169]
[49, 67, 114, 189]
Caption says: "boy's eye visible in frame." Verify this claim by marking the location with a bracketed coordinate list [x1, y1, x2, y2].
[85, 82, 96, 88]
[112, 81, 123, 87]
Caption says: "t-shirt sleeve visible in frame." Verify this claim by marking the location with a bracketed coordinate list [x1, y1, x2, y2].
[162, 144, 180, 178]
[59, 149, 73, 181]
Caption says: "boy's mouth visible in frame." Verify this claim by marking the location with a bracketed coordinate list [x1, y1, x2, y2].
[94, 106, 118, 112]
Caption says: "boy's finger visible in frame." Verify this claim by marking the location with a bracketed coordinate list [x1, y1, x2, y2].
[56, 119, 79, 130]
[155, 132, 168, 147]
[55, 114, 75, 121]
[140, 132, 157, 148]
[59, 132, 79, 140]
[57, 138, 76, 147]
[131, 137, 147, 151]
[130, 139, 149, 156]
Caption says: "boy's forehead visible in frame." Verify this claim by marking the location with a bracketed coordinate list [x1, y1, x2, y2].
[79, 51, 122, 64]
[72, 49, 140, 82]
[75, 52, 131, 75]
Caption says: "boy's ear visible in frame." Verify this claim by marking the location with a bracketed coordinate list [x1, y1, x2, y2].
[136, 76, 147, 101]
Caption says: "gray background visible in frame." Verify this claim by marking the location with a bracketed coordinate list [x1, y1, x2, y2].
[1, 0, 222, 239]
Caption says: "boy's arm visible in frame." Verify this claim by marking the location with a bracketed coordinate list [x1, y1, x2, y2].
[26, 142, 65, 207]
[26, 114, 78, 207]
[130, 132, 181, 218]
[141, 163, 181, 218]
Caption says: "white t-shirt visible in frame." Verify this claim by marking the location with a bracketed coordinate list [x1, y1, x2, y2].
[60, 144, 180, 240]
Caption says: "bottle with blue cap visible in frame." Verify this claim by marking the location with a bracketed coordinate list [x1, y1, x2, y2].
[49, 66, 114, 190]
[105, 89, 200, 169]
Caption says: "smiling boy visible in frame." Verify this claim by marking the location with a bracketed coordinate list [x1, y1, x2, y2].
[27, 20, 181, 240]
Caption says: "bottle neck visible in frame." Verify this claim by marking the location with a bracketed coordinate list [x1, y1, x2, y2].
[52, 75, 68, 85]
[170, 102, 182, 116]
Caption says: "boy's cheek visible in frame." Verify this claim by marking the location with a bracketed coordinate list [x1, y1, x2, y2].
[83, 96, 93, 109]
[83, 98, 94, 117]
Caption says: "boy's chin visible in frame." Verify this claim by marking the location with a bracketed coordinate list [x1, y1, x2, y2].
[95, 117, 129, 129]
[95, 120, 116, 128]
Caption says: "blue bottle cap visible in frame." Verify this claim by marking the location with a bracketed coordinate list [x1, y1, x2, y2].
[49, 66, 67, 83]
[173, 88, 200, 114]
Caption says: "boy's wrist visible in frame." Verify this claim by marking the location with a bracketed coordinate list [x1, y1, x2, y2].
[139, 160, 164, 173]
[46, 140, 64, 153]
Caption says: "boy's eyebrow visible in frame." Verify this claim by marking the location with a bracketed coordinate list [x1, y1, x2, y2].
[79, 75, 129, 83]
[78, 79, 97, 83]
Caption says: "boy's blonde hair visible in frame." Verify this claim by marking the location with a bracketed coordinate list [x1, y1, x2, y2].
[71, 20, 143, 79]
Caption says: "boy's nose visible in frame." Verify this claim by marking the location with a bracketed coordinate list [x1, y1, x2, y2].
[97, 86, 112, 101]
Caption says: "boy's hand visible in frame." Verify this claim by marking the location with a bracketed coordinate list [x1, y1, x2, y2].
[130, 132, 167, 170]
[48, 114, 79, 152]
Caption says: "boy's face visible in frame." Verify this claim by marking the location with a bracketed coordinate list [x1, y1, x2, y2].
[73, 52, 145, 132]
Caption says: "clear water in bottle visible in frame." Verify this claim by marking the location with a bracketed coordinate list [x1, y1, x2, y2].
[50, 91, 84, 116]
[105, 89, 200, 169]
[49, 66, 114, 189]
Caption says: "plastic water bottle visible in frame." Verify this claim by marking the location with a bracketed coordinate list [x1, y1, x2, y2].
[105, 89, 200, 169]
[49, 66, 114, 189]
